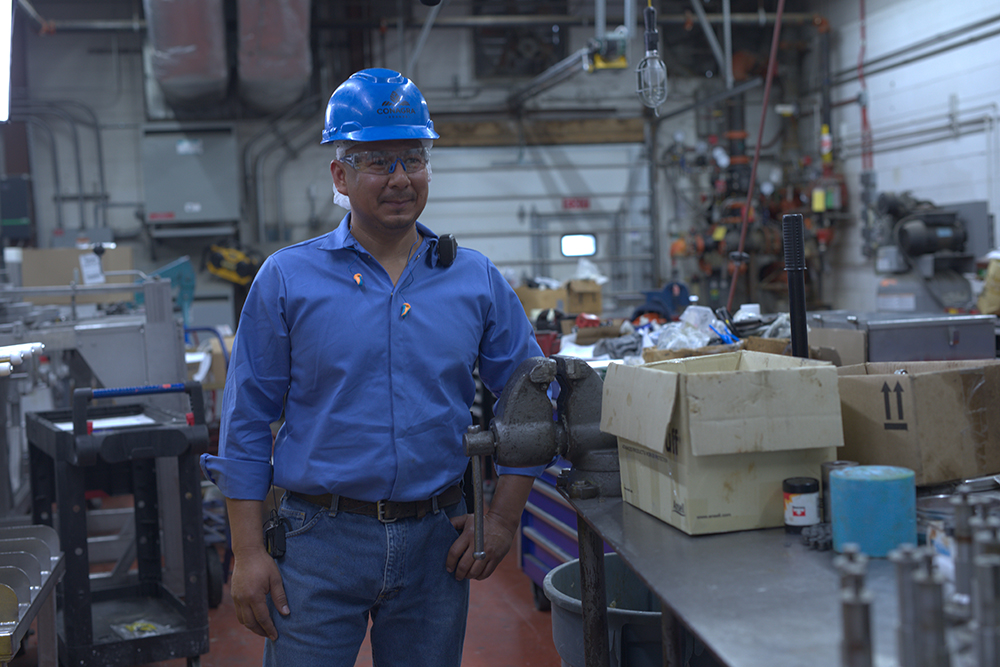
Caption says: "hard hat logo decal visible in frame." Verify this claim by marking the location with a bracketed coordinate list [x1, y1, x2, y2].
[379, 90, 415, 116]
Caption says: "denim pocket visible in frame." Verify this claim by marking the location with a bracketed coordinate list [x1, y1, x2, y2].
[279, 494, 323, 537]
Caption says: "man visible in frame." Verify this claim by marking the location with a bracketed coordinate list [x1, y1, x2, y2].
[201, 68, 545, 666]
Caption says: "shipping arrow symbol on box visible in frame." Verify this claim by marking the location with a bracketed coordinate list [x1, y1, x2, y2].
[882, 381, 908, 430]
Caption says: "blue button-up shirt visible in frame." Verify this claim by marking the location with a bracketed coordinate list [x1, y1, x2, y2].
[201, 215, 545, 502]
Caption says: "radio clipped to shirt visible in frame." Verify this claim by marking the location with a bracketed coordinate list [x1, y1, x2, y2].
[264, 509, 291, 558]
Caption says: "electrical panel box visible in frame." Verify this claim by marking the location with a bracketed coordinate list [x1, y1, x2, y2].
[0, 175, 34, 240]
[141, 125, 239, 235]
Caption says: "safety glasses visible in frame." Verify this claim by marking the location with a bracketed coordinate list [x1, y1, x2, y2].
[339, 147, 429, 175]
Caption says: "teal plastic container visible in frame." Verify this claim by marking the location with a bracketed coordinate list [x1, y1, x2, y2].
[830, 465, 916, 557]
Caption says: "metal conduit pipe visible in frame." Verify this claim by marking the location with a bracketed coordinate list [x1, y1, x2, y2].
[840, 114, 997, 157]
[10, 104, 88, 229]
[32, 99, 110, 227]
[831, 24, 1000, 87]
[252, 115, 320, 242]
[274, 130, 322, 241]
[406, 0, 445, 75]
[18, 116, 64, 230]
[53, 100, 108, 227]
[242, 94, 322, 224]
[688, 0, 726, 76]
[832, 11, 1000, 81]
[319, 13, 817, 30]
[722, 0, 733, 90]
[242, 99, 317, 201]
[645, 120, 661, 288]
[841, 102, 999, 141]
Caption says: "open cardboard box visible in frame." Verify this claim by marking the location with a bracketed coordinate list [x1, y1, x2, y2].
[837, 359, 1000, 485]
[601, 350, 843, 535]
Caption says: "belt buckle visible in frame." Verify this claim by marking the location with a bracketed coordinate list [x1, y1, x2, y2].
[376, 500, 397, 524]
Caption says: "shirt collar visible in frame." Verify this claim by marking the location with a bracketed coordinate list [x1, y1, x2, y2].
[320, 213, 439, 254]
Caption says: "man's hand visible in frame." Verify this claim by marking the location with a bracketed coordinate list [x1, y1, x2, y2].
[447, 511, 515, 580]
[445, 473, 534, 580]
[230, 547, 290, 639]
[226, 498, 291, 640]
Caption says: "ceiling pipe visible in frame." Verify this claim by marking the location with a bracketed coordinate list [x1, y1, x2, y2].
[406, 0, 446, 75]
[688, 0, 726, 77]
[318, 13, 818, 30]
[17, 0, 144, 33]
[722, 0, 733, 90]
[657, 77, 762, 121]
[506, 46, 597, 112]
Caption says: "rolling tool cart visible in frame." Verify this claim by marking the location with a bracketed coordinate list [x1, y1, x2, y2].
[26, 382, 210, 667]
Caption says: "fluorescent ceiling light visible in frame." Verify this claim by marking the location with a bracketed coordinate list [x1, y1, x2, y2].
[0, 0, 11, 123]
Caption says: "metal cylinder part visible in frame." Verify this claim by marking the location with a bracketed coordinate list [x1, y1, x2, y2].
[840, 579, 873, 667]
[975, 554, 1000, 667]
[951, 484, 975, 604]
[912, 568, 951, 667]
[889, 544, 921, 667]
[471, 453, 485, 560]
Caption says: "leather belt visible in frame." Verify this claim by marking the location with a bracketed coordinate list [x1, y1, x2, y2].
[290, 485, 463, 523]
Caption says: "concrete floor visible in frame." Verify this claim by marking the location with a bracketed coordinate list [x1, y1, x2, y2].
[11, 542, 563, 667]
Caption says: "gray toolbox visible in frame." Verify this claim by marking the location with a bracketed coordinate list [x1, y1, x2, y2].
[807, 310, 997, 362]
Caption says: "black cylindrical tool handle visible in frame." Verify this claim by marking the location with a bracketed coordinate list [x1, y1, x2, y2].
[643, 6, 659, 52]
[783, 213, 809, 358]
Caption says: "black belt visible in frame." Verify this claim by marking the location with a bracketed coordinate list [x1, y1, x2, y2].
[290, 485, 463, 523]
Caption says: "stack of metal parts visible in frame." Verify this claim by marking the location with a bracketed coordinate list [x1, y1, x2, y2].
[838, 484, 1000, 667]
[0, 524, 65, 667]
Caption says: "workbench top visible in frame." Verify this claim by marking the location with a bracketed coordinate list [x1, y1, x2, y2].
[567, 496, 901, 667]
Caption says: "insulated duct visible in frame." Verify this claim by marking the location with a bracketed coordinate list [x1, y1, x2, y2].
[143, 0, 228, 106]
[237, 0, 312, 113]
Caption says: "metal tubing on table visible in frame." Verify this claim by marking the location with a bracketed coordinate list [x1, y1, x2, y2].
[577, 518, 611, 667]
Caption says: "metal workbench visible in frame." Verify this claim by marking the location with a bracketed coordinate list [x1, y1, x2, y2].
[567, 495, 901, 667]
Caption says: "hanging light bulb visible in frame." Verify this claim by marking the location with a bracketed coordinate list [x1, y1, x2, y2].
[636, 1, 668, 112]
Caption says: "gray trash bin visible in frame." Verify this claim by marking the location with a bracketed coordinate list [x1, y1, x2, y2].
[543, 552, 662, 667]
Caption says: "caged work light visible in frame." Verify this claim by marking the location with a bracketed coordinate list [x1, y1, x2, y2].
[635, 0, 667, 113]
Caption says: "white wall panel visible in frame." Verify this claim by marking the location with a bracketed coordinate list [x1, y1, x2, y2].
[820, 0, 1000, 310]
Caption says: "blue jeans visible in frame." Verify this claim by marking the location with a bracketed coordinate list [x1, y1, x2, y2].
[263, 493, 470, 667]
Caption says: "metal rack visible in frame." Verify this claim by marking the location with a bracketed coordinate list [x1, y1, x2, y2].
[26, 383, 210, 667]
[0, 524, 64, 667]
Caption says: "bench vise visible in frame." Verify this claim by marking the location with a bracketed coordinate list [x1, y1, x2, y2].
[464, 355, 619, 559]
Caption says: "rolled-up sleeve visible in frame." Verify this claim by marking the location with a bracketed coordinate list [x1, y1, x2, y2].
[200, 258, 291, 500]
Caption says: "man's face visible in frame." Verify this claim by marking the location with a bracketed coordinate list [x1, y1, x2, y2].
[330, 139, 429, 237]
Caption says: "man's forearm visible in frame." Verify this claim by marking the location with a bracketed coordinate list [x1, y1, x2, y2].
[226, 498, 268, 556]
[486, 473, 535, 533]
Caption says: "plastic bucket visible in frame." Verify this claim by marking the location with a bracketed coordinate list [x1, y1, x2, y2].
[543, 552, 662, 667]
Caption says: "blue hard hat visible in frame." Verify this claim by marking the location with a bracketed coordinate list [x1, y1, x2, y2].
[321, 68, 439, 144]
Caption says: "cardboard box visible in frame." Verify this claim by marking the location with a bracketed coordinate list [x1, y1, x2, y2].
[514, 286, 566, 317]
[837, 360, 1000, 485]
[601, 351, 843, 535]
[642, 337, 841, 365]
[564, 279, 602, 315]
[20, 247, 135, 305]
[642, 337, 792, 363]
